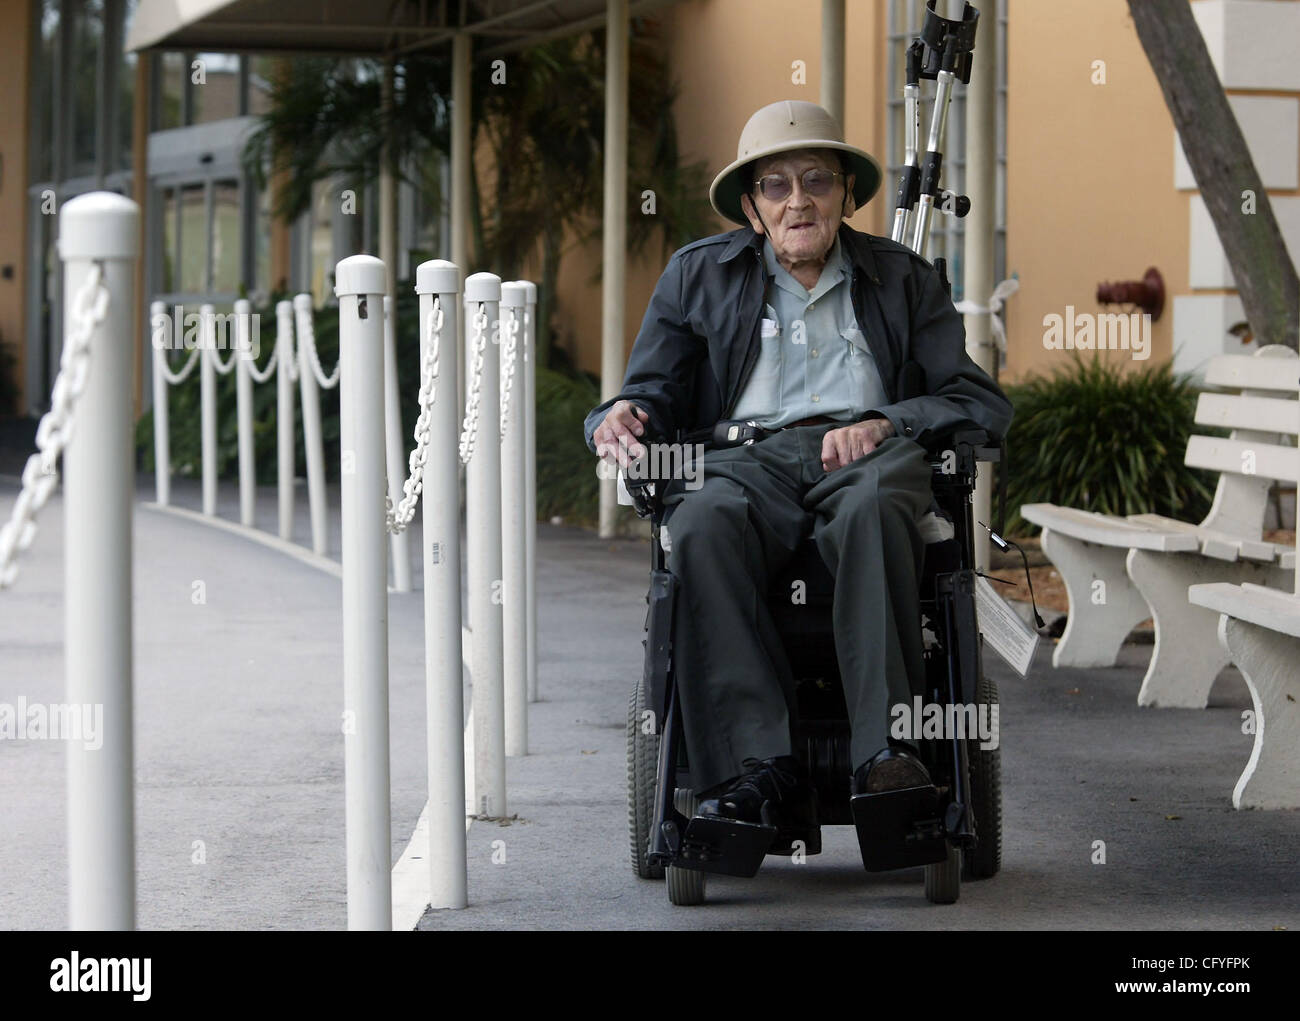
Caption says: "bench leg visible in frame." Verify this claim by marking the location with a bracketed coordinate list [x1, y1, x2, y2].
[1126, 551, 1289, 708]
[1219, 616, 1300, 810]
[1042, 528, 1149, 669]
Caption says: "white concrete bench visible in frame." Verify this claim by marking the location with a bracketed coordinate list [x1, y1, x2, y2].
[1022, 346, 1297, 708]
[1188, 579, 1300, 808]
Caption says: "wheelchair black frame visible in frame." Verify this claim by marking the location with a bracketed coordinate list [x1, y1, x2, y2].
[628, 428, 1000, 873]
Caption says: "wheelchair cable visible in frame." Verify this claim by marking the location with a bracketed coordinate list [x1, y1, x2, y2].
[978, 521, 1047, 632]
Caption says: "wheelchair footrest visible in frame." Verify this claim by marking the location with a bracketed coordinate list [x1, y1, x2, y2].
[672, 816, 778, 878]
[850, 786, 950, 872]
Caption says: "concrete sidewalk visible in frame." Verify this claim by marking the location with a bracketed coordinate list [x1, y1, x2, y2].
[2, 468, 1296, 930]
[420, 530, 1300, 931]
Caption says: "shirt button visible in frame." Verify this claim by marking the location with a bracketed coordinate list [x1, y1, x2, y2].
[811, 394, 820, 402]
[810, 348, 818, 357]
[807, 303, 815, 311]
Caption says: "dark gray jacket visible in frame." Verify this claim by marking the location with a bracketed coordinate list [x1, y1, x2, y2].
[583, 223, 1012, 452]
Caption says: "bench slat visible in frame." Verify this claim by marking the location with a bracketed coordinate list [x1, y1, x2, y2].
[1195, 392, 1300, 435]
[1188, 582, 1300, 638]
[1020, 503, 1200, 551]
[1184, 435, 1300, 483]
[1203, 353, 1300, 392]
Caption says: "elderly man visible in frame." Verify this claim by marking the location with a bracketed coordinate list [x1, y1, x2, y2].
[584, 100, 1011, 839]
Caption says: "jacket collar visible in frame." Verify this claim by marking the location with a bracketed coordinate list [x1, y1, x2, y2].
[716, 223, 882, 285]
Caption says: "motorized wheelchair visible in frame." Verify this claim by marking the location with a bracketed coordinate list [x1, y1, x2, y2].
[623, 423, 1003, 906]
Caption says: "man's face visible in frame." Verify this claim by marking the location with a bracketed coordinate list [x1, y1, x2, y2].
[740, 149, 855, 266]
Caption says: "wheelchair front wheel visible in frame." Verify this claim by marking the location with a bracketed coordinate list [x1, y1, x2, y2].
[924, 841, 961, 904]
[666, 788, 707, 906]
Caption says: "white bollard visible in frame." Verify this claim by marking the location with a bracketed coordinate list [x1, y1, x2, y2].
[200, 303, 217, 517]
[60, 192, 139, 929]
[416, 260, 468, 910]
[235, 298, 256, 528]
[383, 295, 412, 592]
[465, 272, 506, 818]
[501, 282, 528, 757]
[335, 256, 392, 931]
[521, 281, 539, 704]
[295, 294, 329, 556]
[149, 300, 170, 506]
[276, 300, 296, 541]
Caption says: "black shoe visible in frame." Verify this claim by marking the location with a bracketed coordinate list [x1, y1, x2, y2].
[696, 755, 811, 828]
[852, 747, 932, 795]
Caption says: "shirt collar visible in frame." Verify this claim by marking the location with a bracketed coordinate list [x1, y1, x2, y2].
[763, 235, 846, 301]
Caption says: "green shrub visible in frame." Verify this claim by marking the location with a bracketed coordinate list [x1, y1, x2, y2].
[1001, 356, 1218, 537]
[535, 366, 600, 526]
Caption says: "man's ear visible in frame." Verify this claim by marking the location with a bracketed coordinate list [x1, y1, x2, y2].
[740, 192, 765, 235]
[842, 173, 857, 220]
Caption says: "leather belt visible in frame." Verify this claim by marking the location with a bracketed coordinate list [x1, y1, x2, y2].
[685, 415, 845, 450]
[778, 415, 839, 430]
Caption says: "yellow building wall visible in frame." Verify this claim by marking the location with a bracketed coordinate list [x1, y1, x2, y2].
[1003, 0, 1190, 381]
[0, 1, 31, 413]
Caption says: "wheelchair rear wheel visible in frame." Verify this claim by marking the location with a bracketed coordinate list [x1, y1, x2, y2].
[963, 657, 1002, 881]
[666, 788, 707, 906]
[626, 677, 665, 880]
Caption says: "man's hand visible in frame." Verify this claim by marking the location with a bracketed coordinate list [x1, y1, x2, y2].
[594, 400, 652, 471]
[820, 418, 895, 472]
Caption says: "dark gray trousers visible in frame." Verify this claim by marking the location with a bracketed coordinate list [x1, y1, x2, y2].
[660, 424, 933, 795]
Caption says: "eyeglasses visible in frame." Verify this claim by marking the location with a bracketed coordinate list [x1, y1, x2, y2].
[753, 168, 845, 202]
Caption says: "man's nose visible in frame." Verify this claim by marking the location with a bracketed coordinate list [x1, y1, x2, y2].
[786, 181, 813, 208]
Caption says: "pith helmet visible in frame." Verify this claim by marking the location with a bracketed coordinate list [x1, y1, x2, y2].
[709, 100, 882, 226]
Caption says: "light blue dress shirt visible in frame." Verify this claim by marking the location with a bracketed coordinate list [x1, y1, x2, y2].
[730, 235, 888, 429]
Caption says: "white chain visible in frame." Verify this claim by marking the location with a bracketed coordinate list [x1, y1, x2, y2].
[458, 303, 489, 466]
[245, 331, 280, 384]
[0, 263, 110, 589]
[386, 298, 444, 534]
[499, 307, 520, 442]
[208, 314, 238, 375]
[158, 347, 200, 386]
[299, 309, 340, 390]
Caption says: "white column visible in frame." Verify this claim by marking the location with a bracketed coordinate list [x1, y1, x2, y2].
[465, 272, 506, 818]
[276, 300, 296, 541]
[598, 0, 629, 540]
[60, 192, 139, 930]
[962, 0, 996, 571]
[415, 259, 468, 909]
[295, 294, 329, 556]
[235, 298, 256, 528]
[501, 282, 528, 757]
[451, 32, 472, 431]
[335, 255, 392, 930]
[821, 0, 846, 128]
[383, 295, 411, 591]
[521, 281, 539, 704]
[149, 300, 170, 506]
[200, 303, 217, 517]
